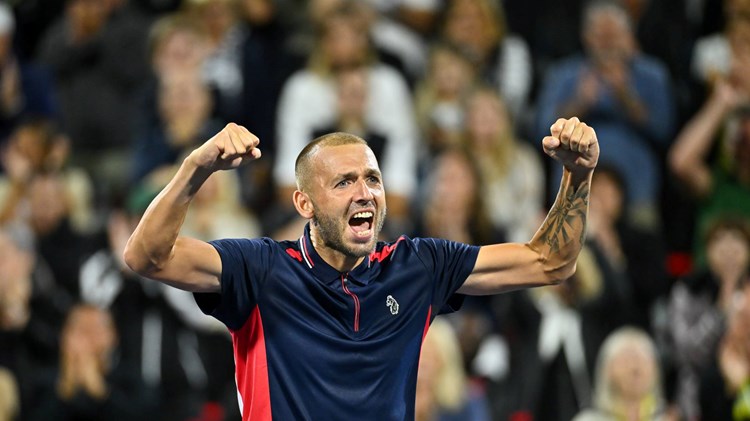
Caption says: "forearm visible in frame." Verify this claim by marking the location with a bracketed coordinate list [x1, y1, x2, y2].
[673, 99, 725, 160]
[124, 155, 211, 274]
[527, 168, 592, 280]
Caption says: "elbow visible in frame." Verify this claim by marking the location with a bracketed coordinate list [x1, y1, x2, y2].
[667, 148, 689, 179]
[122, 237, 162, 277]
[543, 261, 577, 286]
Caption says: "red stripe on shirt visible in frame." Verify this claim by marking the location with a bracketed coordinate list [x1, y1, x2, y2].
[231, 306, 272, 421]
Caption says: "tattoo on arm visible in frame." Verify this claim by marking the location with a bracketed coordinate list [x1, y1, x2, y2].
[536, 180, 590, 254]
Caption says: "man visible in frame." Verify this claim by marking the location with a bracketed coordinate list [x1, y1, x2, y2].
[535, 1, 673, 228]
[124, 116, 599, 420]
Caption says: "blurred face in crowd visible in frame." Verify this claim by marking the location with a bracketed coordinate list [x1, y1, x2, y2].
[190, 0, 234, 40]
[153, 26, 209, 77]
[583, 8, 635, 65]
[67, 0, 111, 34]
[431, 48, 474, 99]
[443, 0, 498, 58]
[322, 17, 368, 70]
[28, 175, 69, 236]
[158, 73, 212, 131]
[707, 226, 750, 278]
[430, 150, 477, 216]
[241, 0, 275, 26]
[465, 90, 510, 147]
[606, 339, 657, 402]
[62, 306, 117, 363]
[336, 68, 368, 121]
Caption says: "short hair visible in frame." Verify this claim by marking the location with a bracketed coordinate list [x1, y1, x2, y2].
[294, 132, 368, 192]
[582, 0, 633, 35]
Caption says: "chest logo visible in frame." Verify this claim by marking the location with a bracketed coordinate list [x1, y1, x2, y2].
[386, 295, 399, 315]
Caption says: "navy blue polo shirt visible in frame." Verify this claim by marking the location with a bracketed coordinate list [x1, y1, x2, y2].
[194, 224, 480, 421]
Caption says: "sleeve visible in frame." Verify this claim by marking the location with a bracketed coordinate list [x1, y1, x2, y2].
[412, 238, 480, 314]
[193, 238, 275, 331]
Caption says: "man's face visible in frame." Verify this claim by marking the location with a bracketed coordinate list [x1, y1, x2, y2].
[307, 144, 387, 258]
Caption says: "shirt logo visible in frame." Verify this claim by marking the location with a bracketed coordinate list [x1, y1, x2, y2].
[386, 295, 399, 315]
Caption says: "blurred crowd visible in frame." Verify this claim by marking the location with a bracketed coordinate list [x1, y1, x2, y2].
[0, 0, 749, 420]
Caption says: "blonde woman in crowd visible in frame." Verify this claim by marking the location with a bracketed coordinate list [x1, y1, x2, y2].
[573, 327, 671, 421]
[414, 43, 477, 156]
[461, 87, 543, 244]
[416, 318, 490, 421]
[440, 0, 531, 119]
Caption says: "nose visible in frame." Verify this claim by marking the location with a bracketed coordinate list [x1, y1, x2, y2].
[353, 178, 374, 203]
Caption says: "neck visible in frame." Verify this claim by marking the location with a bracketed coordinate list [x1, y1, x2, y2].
[310, 225, 366, 273]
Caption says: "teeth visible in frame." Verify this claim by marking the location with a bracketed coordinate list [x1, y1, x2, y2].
[352, 212, 373, 219]
[356, 229, 372, 237]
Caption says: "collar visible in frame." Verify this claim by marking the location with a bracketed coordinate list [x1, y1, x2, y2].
[299, 223, 375, 286]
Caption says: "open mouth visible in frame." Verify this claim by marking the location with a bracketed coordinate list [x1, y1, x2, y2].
[348, 211, 374, 238]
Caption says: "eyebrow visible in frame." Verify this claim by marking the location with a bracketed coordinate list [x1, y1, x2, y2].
[336, 168, 382, 180]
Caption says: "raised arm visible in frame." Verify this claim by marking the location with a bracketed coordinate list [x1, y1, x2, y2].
[459, 117, 598, 295]
[123, 123, 261, 292]
[668, 80, 737, 198]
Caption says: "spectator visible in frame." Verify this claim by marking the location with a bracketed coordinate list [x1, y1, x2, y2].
[587, 166, 668, 332]
[0, 119, 95, 235]
[37, 0, 151, 190]
[79, 190, 236, 420]
[536, 0, 675, 228]
[462, 87, 544, 244]
[691, 0, 750, 88]
[572, 327, 670, 421]
[28, 304, 156, 421]
[669, 51, 750, 267]
[0, 3, 57, 143]
[440, 0, 532, 120]
[700, 280, 750, 420]
[660, 217, 750, 420]
[415, 147, 498, 246]
[416, 318, 491, 421]
[131, 71, 222, 183]
[273, 0, 418, 238]
[414, 43, 477, 157]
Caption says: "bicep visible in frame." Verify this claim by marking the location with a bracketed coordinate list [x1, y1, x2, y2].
[457, 243, 554, 295]
[147, 237, 222, 293]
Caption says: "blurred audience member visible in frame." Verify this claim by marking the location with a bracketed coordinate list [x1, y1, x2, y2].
[573, 327, 670, 421]
[37, 0, 151, 189]
[0, 119, 95, 234]
[462, 87, 543, 244]
[273, 1, 417, 238]
[415, 43, 477, 156]
[0, 368, 19, 421]
[700, 280, 750, 420]
[669, 54, 750, 267]
[79, 189, 236, 420]
[660, 217, 750, 420]
[131, 71, 221, 183]
[536, 1, 675, 228]
[416, 318, 490, 421]
[440, 0, 532, 120]
[0, 4, 57, 142]
[415, 147, 498, 245]
[28, 304, 155, 421]
[588, 166, 668, 332]
[691, 0, 750, 88]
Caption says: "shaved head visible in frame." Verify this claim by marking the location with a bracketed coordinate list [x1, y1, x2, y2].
[294, 132, 369, 192]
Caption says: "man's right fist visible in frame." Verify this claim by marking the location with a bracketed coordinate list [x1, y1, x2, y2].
[191, 123, 261, 172]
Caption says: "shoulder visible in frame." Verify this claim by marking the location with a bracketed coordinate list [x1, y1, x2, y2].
[369, 64, 409, 88]
[500, 35, 530, 55]
[631, 54, 670, 78]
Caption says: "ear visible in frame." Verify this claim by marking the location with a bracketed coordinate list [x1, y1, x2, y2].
[293, 190, 314, 219]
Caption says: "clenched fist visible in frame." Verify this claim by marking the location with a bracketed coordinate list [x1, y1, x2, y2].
[542, 117, 599, 173]
[190, 123, 262, 172]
